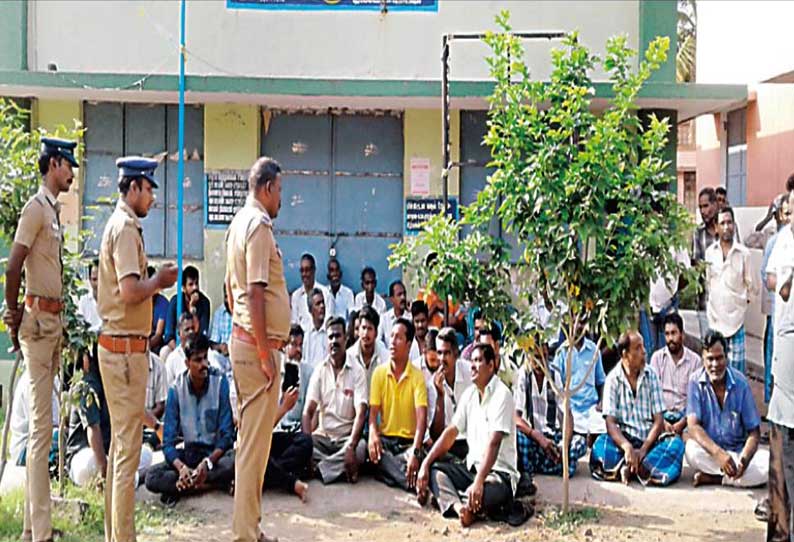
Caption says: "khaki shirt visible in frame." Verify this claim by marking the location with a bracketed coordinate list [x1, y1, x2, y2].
[226, 195, 290, 341]
[13, 186, 62, 298]
[97, 200, 151, 336]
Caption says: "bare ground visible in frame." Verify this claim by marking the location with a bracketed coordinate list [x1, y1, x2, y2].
[138, 459, 765, 542]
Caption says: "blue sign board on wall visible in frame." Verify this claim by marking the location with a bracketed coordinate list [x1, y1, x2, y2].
[228, 0, 437, 11]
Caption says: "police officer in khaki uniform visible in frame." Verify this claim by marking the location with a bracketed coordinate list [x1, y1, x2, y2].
[97, 157, 177, 542]
[3, 138, 78, 542]
[225, 157, 290, 542]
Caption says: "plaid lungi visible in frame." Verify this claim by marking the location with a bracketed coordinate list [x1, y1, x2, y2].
[589, 433, 684, 487]
[517, 430, 587, 477]
[725, 326, 746, 375]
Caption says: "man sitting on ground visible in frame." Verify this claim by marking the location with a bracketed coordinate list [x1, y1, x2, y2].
[145, 334, 235, 506]
[208, 283, 233, 377]
[379, 280, 411, 347]
[648, 312, 701, 435]
[264, 374, 313, 502]
[368, 318, 428, 492]
[353, 266, 386, 314]
[417, 343, 525, 528]
[409, 300, 430, 362]
[162, 265, 211, 357]
[428, 328, 471, 457]
[275, 324, 314, 432]
[303, 317, 368, 484]
[165, 313, 199, 388]
[347, 306, 389, 392]
[514, 353, 585, 478]
[302, 287, 329, 369]
[685, 330, 767, 488]
[552, 318, 606, 440]
[590, 331, 684, 486]
[66, 350, 152, 487]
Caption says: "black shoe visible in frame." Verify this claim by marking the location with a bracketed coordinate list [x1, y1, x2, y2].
[160, 493, 180, 508]
[754, 498, 770, 522]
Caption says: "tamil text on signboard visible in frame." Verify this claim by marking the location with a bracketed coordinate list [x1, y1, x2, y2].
[205, 170, 249, 227]
[405, 197, 458, 235]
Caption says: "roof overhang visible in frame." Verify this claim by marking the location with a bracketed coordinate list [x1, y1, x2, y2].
[0, 70, 746, 120]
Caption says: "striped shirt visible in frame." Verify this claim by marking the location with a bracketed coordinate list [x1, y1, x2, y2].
[649, 346, 701, 413]
[603, 364, 664, 442]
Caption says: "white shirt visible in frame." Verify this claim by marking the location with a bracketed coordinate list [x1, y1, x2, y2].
[649, 248, 690, 313]
[409, 338, 422, 364]
[165, 347, 187, 389]
[353, 291, 387, 315]
[453, 376, 519, 493]
[765, 226, 794, 428]
[705, 241, 758, 337]
[305, 356, 368, 441]
[513, 366, 563, 434]
[10, 370, 59, 462]
[146, 353, 168, 412]
[77, 291, 102, 333]
[291, 282, 335, 333]
[379, 309, 411, 347]
[329, 284, 355, 321]
[766, 226, 794, 338]
[437, 359, 473, 427]
[346, 339, 389, 392]
[303, 324, 329, 369]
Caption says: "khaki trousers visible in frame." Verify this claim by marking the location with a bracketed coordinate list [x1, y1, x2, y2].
[230, 339, 281, 542]
[18, 308, 61, 542]
[98, 345, 148, 542]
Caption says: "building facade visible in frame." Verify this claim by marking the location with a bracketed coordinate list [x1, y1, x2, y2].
[0, 0, 742, 317]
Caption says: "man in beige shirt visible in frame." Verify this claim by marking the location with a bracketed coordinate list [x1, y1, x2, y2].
[4, 138, 77, 542]
[302, 316, 368, 484]
[225, 157, 290, 542]
[705, 206, 759, 374]
[97, 157, 177, 542]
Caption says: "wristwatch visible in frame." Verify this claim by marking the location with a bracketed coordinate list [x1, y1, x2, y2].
[412, 447, 424, 460]
[203, 457, 214, 471]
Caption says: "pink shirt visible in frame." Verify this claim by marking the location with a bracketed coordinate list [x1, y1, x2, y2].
[649, 346, 702, 413]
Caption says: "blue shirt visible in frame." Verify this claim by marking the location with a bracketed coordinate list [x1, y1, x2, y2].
[151, 293, 169, 336]
[163, 367, 234, 465]
[552, 338, 606, 420]
[686, 367, 760, 453]
[209, 305, 233, 346]
[603, 364, 664, 442]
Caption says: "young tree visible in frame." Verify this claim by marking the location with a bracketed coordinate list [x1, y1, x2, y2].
[0, 98, 94, 494]
[391, 13, 694, 513]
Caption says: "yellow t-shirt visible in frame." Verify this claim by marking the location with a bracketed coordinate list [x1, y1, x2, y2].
[369, 361, 428, 440]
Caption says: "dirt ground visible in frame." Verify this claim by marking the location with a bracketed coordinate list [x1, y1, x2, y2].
[138, 459, 766, 542]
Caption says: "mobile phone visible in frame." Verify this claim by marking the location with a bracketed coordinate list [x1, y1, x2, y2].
[282, 362, 299, 393]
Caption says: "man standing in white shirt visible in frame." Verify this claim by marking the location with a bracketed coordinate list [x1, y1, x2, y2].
[353, 266, 386, 314]
[77, 259, 102, 333]
[291, 253, 334, 333]
[640, 249, 689, 359]
[379, 280, 410, 347]
[302, 288, 329, 368]
[764, 189, 794, 541]
[327, 258, 353, 322]
[705, 207, 759, 374]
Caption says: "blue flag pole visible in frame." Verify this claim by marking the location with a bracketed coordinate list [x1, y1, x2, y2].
[175, 0, 186, 335]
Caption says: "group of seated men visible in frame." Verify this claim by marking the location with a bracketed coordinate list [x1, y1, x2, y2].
[30, 249, 763, 529]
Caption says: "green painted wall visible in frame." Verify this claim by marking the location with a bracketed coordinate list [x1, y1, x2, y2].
[0, 0, 26, 70]
[639, 0, 677, 83]
[33, 100, 83, 251]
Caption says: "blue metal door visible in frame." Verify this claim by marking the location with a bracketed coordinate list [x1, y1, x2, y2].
[262, 111, 403, 295]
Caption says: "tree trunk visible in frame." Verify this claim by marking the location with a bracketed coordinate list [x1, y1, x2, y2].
[561, 393, 571, 514]
[0, 350, 23, 486]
